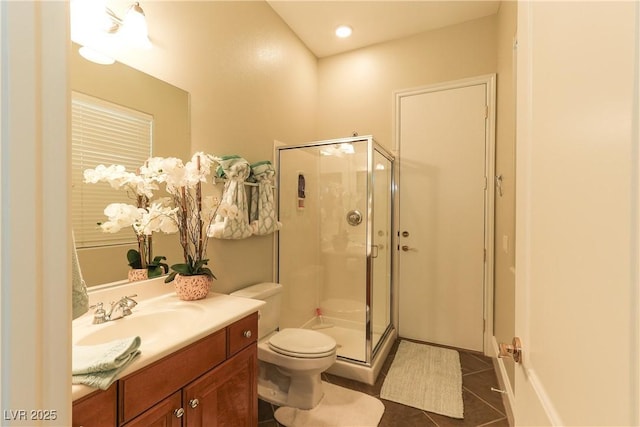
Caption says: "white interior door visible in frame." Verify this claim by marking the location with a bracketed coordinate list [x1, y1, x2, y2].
[397, 79, 491, 352]
[511, 2, 640, 425]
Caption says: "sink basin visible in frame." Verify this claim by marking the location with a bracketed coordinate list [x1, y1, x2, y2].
[74, 305, 206, 346]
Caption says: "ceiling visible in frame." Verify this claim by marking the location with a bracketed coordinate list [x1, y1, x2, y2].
[266, 1, 501, 58]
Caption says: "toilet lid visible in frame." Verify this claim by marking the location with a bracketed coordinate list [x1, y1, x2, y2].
[268, 328, 336, 358]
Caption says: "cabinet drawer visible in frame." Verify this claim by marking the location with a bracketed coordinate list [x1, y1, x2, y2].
[227, 312, 258, 357]
[119, 329, 226, 424]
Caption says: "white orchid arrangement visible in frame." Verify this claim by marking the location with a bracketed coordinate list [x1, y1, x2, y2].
[142, 152, 229, 283]
[83, 164, 179, 278]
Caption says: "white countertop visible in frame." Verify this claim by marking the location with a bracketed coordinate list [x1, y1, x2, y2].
[72, 277, 264, 401]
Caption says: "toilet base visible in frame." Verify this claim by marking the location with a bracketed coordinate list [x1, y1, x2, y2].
[258, 361, 326, 410]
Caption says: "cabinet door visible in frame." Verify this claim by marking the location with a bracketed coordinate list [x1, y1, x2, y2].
[72, 385, 117, 427]
[122, 391, 182, 427]
[183, 344, 257, 427]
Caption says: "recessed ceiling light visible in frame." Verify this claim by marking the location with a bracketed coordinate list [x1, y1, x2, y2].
[335, 25, 353, 38]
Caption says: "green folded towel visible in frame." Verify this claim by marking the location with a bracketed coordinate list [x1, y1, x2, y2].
[72, 336, 141, 390]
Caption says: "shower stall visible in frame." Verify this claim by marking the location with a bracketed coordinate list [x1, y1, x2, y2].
[276, 135, 396, 385]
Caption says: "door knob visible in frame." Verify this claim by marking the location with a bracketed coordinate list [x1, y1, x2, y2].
[498, 337, 522, 363]
[189, 398, 200, 409]
[174, 408, 185, 418]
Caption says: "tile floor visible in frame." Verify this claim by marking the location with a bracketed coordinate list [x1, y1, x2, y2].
[258, 338, 510, 427]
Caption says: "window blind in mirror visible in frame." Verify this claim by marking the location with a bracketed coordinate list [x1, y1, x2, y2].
[71, 91, 153, 249]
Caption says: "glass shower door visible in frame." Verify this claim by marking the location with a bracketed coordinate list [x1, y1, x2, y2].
[370, 146, 393, 356]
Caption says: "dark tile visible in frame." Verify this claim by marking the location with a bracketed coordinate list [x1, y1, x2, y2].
[427, 389, 505, 427]
[459, 351, 493, 374]
[378, 399, 437, 427]
[463, 369, 506, 415]
[323, 371, 385, 397]
[258, 399, 276, 423]
[479, 417, 510, 427]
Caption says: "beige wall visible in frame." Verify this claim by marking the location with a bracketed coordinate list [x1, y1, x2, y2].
[81, 1, 318, 293]
[515, 2, 638, 424]
[316, 14, 498, 152]
[494, 1, 517, 388]
[70, 42, 190, 286]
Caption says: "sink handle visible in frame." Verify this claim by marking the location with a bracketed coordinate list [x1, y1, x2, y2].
[91, 302, 107, 324]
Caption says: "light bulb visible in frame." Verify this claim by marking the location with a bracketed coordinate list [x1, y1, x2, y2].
[335, 25, 353, 39]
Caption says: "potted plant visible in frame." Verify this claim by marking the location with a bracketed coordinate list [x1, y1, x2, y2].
[145, 152, 227, 300]
[84, 164, 178, 282]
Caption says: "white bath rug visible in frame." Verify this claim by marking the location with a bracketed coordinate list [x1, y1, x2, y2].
[274, 381, 385, 427]
[380, 340, 463, 419]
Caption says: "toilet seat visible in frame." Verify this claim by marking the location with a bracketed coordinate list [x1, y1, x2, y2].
[268, 328, 336, 359]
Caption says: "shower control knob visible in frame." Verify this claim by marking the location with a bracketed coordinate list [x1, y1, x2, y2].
[346, 210, 363, 226]
[402, 231, 410, 237]
[401, 245, 416, 252]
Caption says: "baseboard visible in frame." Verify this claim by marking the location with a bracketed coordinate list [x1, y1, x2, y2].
[491, 336, 515, 426]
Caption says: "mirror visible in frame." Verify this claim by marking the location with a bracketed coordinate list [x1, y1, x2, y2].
[71, 42, 191, 287]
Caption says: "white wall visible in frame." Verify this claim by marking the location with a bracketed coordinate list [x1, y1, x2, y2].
[515, 2, 639, 425]
[1, 2, 71, 425]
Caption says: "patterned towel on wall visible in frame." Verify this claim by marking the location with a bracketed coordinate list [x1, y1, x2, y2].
[249, 161, 282, 235]
[210, 156, 254, 239]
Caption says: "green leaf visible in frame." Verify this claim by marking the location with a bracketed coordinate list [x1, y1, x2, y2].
[151, 255, 167, 264]
[148, 266, 162, 278]
[164, 271, 177, 283]
[170, 263, 192, 275]
[127, 249, 142, 268]
[199, 267, 216, 279]
[193, 258, 209, 272]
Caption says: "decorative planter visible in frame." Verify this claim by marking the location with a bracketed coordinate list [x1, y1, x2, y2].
[128, 268, 148, 283]
[174, 274, 212, 301]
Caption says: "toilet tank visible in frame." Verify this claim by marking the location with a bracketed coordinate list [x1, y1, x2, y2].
[230, 282, 282, 340]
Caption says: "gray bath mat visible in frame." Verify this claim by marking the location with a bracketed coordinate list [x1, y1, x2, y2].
[274, 381, 384, 426]
[380, 340, 463, 418]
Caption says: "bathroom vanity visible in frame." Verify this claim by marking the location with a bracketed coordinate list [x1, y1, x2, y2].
[71, 278, 263, 427]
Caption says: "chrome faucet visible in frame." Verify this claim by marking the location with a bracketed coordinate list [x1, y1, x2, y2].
[91, 294, 138, 324]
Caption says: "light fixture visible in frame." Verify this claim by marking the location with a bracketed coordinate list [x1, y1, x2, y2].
[335, 25, 353, 39]
[78, 46, 116, 65]
[72, 1, 151, 65]
[117, 2, 151, 49]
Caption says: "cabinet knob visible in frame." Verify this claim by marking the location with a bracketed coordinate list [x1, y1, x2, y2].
[189, 398, 200, 409]
[243, 330, 252, 338]
[174, 408, 185, 418]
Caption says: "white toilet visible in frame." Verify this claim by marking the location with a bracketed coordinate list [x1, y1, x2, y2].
[230, 282, 337, 410]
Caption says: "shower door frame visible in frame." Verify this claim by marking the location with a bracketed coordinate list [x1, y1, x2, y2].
[274, 135, 396, 367]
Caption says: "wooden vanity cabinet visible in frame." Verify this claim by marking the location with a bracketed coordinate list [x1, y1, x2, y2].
[73, 312, 258, 427]
[183, 344, 257, 426]
[120, 312, 258, 427]
[72, 384, 117, 427]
